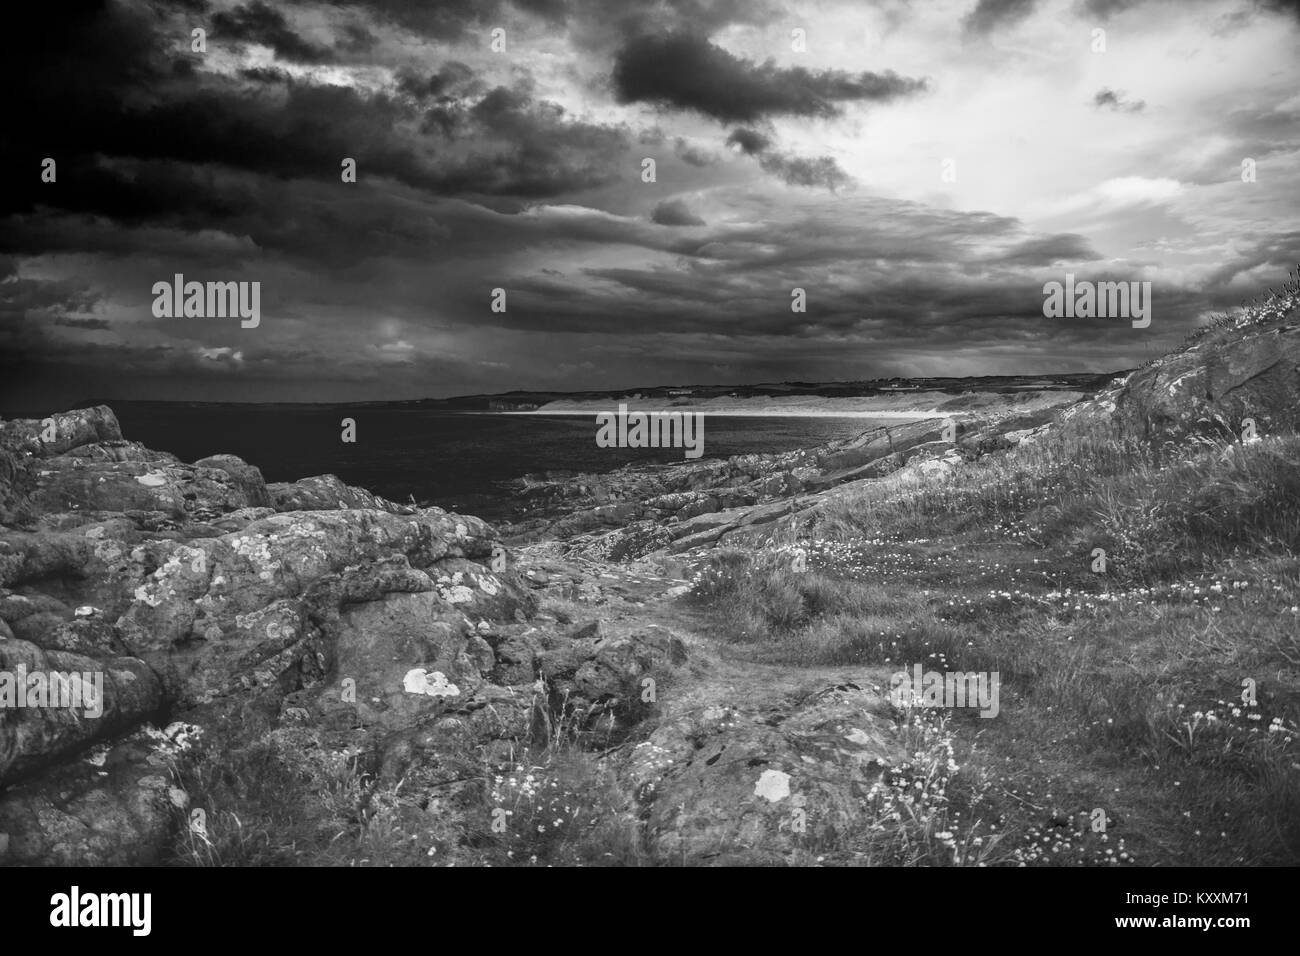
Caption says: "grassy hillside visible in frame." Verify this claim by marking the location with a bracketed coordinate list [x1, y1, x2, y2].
[689, 274, 1300, 865]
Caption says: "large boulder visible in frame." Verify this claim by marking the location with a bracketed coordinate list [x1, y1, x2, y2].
[26, 459, 265, 518]
[193, 455, 271, 508]
[268, 474, 414, 514]
[0, 406, 123, 458]
[1059, 304, 1300, 444]
[328, 590, 494, 732]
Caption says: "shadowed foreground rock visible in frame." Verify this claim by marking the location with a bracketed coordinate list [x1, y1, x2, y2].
[0, 406, 546, 863]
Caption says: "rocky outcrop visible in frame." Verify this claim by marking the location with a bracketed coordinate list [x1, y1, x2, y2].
[0, 405, 548, 864]
[0, 404, 761, 866]
[0, 405, 123, 457]
[1058, 298, 1300, 444]
[268, 473, 415, 514]
[622, 681, 899, 864]
[501, 419, 965, 560]
[505, 418, 952, 532]
[512, 410, 1064, 562]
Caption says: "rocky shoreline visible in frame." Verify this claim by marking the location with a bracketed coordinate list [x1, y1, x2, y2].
[497, 389, 1083, 559]
[0, 386, 1082, 864]
[4, 296, 1293, 866]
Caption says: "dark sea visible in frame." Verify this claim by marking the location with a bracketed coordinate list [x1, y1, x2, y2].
[110, 404, 905, 520]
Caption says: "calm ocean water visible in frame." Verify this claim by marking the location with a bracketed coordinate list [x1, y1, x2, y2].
[110, 404, 903, 519]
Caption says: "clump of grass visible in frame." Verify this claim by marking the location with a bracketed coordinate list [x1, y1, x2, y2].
[1082, 436, 1300, 584]
[168, 726, 415, 866]
[688, 547, 905, 642]
[845, 708, 1007, 866]
[481, 748, 644, 866]
[1184, 265, 1300, 346]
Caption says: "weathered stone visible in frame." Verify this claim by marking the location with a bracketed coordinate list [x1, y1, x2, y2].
[194, 454, 272, 508]
[1059, 308, 1300, 443]
[0, 641, 163, 784]
[268, 474, 414, 514]
[28, 459, 259, 518]
[626, 684, 899, 864]
[0, 406, 123, 458]
[330, 591, 488, 732]
[0, 721, 198, 866]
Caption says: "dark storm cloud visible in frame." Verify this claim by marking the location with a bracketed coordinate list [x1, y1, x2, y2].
[428, 196, 1101, 340]
[1093, 88, 1145, 112]
[757, 153, 852, 191]
[125, 79, 624, 200]
[0, 0, 165, 108]
[152, 0, 209, 11]
[327, 0, 784, 49]
[0, 276, 99, 323]
[0, 155, 264, 243]
[443, 84, 632, 196]
[0, 0, 634, 253]
[396, 62, 479, 99]
[0, 274, 104, 365]
[308, 0, 570, 42]
[651, 199, 706, 226]
[0, 0, 646, 408]
[336, 21, 379, 52]
[4, 0, 1294, 408]
[726, 128, 771, 154]
[212, 1, 335, 62]
[674, 138, 720, 166]
[964, 0, 1038, 34]
[612, 32, 928, 123]
[725, 128, 850, 190]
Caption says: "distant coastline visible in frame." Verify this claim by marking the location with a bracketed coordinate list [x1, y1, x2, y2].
[498, 408, 945, 419]
[492, 389, 1085, 418]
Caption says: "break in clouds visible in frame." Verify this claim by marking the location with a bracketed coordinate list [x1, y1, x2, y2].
[2, 0, 1299, 407]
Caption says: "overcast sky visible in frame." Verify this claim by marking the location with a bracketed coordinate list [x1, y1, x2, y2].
[2, 0, 1298, 408]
